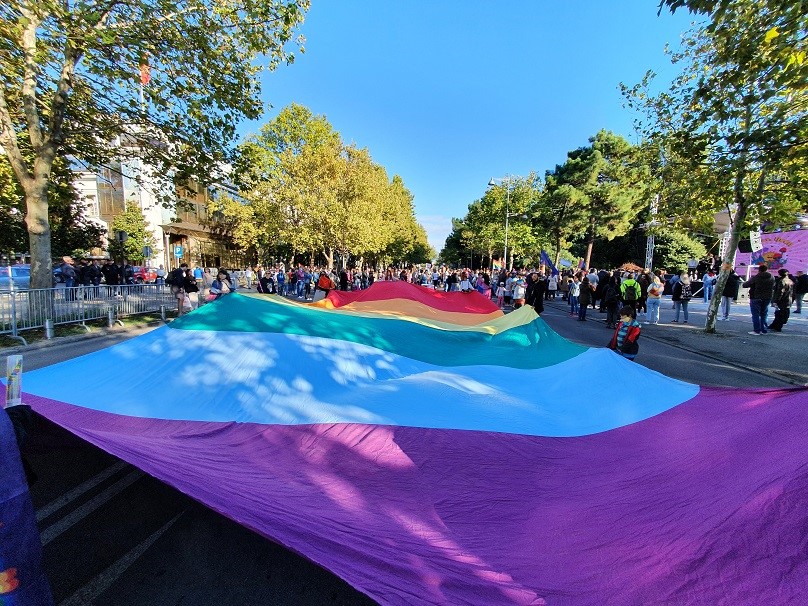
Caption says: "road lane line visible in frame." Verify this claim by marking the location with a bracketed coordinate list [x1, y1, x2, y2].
[36, 460, 130, 522]
[57, 511, 185, 606]
[40, 469, 144, 546]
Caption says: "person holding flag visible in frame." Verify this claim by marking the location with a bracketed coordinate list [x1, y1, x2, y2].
[540, 250, 559, 276]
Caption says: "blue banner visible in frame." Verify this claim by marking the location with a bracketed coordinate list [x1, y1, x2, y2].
[540, 250, 559, 276]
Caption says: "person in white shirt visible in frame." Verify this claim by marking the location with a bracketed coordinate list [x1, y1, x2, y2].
[459, 271, 473, 292]
[547, 274, 558, 299]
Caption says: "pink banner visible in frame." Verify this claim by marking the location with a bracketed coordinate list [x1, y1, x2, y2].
[735, 229, 808, 273]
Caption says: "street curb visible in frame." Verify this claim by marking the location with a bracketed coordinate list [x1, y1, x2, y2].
[1, 320, 167, 357]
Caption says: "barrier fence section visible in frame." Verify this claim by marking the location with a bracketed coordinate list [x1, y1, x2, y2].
[0, 284, 180, 344]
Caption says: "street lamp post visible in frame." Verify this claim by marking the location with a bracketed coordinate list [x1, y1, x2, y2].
[488, 176, 521, 271]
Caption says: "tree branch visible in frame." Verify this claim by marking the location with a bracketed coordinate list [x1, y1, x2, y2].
[20, 6, 44, 151]
[0, 87, 34, 190]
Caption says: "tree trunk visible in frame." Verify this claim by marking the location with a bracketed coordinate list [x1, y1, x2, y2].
[583, 216, 595, 271]
[323, 246, 334, 271]
[704, 169, 765, 333]
[26, 183, 54, 290]
[554, 235, 562, 268]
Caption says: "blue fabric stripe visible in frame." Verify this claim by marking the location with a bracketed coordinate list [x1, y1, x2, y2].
[21, 327, 699, 437]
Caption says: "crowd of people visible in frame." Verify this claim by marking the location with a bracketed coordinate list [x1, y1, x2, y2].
[56, 254, 807, 343]
[241, 260, 806, 358]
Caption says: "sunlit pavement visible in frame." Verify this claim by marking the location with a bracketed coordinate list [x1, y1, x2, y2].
[538, 296, 808, 387]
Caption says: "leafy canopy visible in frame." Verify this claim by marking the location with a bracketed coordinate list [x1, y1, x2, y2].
[0, 0, 308, 286]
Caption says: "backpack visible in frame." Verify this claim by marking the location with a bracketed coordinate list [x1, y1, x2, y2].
[623, 281, 637, 301]
[680, 283, 692, 301]
[166, 268, 183, 287]
[605, 285, 619, 303]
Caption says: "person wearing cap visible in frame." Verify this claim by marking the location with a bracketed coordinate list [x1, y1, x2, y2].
[742, 263, 775, 335]
[768, 268, 794, 332]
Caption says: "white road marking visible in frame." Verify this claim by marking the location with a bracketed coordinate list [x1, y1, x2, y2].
[36, 460, 130, 522]
[57, 511, 185, 606]
[40, 469, 144, 546]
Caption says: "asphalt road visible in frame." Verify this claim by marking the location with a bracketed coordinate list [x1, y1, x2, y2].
[14, 301, 799, 606]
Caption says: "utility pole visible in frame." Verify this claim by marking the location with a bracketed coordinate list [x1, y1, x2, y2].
[644, 194, 659, 270]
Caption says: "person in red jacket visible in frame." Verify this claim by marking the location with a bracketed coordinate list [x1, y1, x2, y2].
[608, 306, 642, 361]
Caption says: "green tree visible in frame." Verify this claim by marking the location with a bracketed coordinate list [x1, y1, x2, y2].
[539, 131, 651, 270]
[107, 203, 157, 262]
[237, 105, 340, 264]
[379, 176, 435, 266]
[652, 230, 708, 271]
[624, 0, 808, 332]
[437, 219, 469, 267]
[204, 193, 262, 263]
[236, 104, 430, 270]
[0, 155, 27, 256]
[594, 227, 707, 271]
[0, 0, 308, 288]
[0, 153, 104, 258]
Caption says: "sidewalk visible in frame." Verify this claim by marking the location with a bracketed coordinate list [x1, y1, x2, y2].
[543, 296, 808, 386]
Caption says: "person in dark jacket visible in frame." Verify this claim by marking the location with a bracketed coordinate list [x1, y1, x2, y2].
[768, 268, 794, 332]
[718, 265, 743, 320]
[525, 273, 545, 315]
[577, 277, 593, 321]
[742, 263, 775, 335]
[603, 276, 622, 328]
[596, 269, 610, 311]
[794, 270, 807, 314]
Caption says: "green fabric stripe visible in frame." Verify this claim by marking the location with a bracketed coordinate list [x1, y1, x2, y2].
[171, 294, 586, 369]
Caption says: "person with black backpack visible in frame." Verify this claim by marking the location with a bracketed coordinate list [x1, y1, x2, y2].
[166, 263, 188, 315]
[671, 271, 692, 323]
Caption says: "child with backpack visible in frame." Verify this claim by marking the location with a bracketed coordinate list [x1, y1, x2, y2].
[608, 306, 642, 361]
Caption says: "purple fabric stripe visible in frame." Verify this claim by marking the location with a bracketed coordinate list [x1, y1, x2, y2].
[27, 386, 808, 605]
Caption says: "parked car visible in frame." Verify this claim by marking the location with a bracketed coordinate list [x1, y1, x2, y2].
[0, 264, 31, 290]
[132, 266, 158, 283]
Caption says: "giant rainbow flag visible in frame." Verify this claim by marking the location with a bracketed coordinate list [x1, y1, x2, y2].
[11, 282, 808, 604]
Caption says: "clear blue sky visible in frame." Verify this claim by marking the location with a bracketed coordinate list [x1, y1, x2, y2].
[243, 2, 695, 253]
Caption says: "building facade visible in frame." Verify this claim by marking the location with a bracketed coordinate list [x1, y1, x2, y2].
[73, 155, 246, 271]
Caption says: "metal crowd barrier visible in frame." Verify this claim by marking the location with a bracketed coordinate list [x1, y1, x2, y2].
[0, 284, 179, 345]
